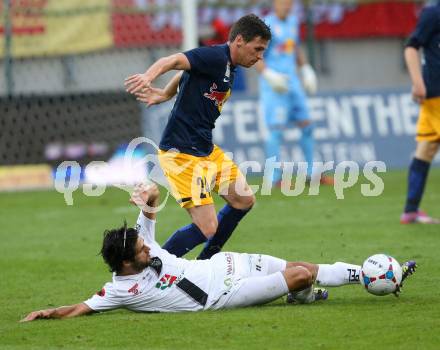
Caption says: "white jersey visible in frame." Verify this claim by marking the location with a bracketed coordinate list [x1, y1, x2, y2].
[84, 212, 215, 313]
[84, 212, 289, 313]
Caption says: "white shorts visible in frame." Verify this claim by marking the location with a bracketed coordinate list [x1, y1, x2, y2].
[207, 252, 289, 310]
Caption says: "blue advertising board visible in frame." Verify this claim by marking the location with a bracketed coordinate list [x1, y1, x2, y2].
[142, 88, 440, 171]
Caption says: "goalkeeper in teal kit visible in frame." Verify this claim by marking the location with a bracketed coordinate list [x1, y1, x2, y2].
[256, 0, 332, 186]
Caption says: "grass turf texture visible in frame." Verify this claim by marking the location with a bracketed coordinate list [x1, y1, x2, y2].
[1, 169, 439, 350]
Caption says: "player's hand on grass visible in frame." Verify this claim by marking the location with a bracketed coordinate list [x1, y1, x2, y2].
[124, 73, 152, 94]
[135, 86, 170, 107]
[412, 81, 426, 104]
[20, 309, 53, 322]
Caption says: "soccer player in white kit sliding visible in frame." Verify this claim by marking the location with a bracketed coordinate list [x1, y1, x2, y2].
[21, 184, 416, 321]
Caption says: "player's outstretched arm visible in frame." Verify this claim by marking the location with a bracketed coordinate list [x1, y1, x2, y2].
[20, 303, 93, 322]
[129, 183, 160, 220]
[125, 53, 190, 95]
[135, 71, 183, 107]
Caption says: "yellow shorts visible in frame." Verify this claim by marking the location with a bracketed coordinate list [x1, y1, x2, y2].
[158, 145, 242, 208]
[416, 97, 440, 142]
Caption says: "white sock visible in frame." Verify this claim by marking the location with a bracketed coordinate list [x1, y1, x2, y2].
[291, 286, 315, 304]
[316, 262, 361, 286]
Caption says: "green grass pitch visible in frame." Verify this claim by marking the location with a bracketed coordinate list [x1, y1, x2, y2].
[1, 169, 439, 350]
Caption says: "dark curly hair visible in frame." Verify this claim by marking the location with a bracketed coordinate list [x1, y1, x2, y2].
[100, 220, 139, 273]
[229, 14, 271, 43]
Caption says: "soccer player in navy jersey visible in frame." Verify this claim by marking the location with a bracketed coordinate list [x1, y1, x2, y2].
[125, 15, 272, 258]
[400, 1, 440, 224]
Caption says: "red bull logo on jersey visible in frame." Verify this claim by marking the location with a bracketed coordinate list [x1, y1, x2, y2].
[204, 83, 231, 112]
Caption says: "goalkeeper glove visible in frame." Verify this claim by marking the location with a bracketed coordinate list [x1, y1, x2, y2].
[300, 64, 318, 95]
[262, 68, 289, 93]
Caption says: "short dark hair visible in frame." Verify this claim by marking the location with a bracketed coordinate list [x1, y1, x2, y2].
[229, 14, 271, 43]
[100, 221, 138, 273]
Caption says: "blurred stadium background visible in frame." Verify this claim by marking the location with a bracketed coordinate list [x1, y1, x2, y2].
[0, 0, 436, 191]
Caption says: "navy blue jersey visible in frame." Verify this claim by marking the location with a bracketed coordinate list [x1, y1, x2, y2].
[407, 3, 440, 98]
[159, 44, 236, 156]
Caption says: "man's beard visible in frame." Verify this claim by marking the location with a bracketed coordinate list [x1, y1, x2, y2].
[132, 259, 149, 271]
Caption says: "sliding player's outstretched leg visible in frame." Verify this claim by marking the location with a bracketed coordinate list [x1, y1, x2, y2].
[394, 260, 417, 296]
[286, 261, 362, 304]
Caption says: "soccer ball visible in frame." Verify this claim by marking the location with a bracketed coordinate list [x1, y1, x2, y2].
[360, 254, 402, 296]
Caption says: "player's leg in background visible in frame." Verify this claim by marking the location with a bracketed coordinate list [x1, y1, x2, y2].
[197, 150, 255, 260]
[297, 119, 314, 179]
[266, 128, 283, 184]
[401, 99, 440, 224]
[403, 141, 437, 212]
[290, 88, 316, 182]
[291, 88, 333, 185]
[261, 92, 288, 185]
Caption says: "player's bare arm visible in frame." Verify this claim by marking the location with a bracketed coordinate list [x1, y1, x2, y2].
[404, 46, 426, 104]
[125, 53, 189, 95]
[20, 303, 93, 322]
[135, 71, 183, 107]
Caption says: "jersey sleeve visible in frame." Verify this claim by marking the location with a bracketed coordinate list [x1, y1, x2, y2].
[407, 7, 438, 49]
[184, 46, 225, 76]
[135, 211, 157, 246]
[83, 283, 121, 312]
